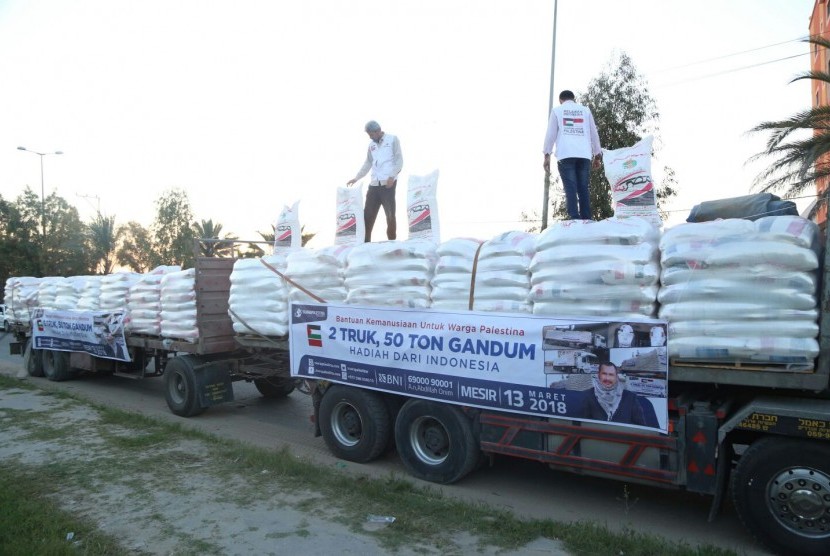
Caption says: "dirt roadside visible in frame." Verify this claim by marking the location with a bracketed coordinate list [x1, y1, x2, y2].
[0, 361, 569, 556]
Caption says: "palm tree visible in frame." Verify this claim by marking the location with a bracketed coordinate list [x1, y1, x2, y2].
[87, 213, 120, 274]
[749, 36, 830, 214]
[192, 219, 237, 258]
[247, 225, 315, 257]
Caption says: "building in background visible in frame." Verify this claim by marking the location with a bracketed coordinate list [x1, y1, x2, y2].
[810, 0, 830, 228]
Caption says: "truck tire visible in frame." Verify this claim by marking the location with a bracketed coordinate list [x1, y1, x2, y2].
[319, 385, 390, 463]
[394, 399, 480, 484]
[254, 377, 295, 398]
[732, 437, 830, 556]
[41, 350, 73, 382]
[23, 342, 44, 377]
[163, 356, 206, 417]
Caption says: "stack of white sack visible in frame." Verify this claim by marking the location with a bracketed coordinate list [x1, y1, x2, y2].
[345, 240, 437, 308]
[229, 254, 290, 336]
[474, 231, 536, 313]
[52, 276, 87, 310]
[160, 268, 198, 341]
[431, 233, 535, 313]
[530, 218, 660, 319]
[37, 277, 65, 309]
[4, 277, 40, 323]
[76, 276, 104, 311]
[430, 238, 483, 311]
[659, 216, 820, 365]
[128, 265, 181, 334]
[285, 246, 349, 304]
[100, 272, 142, 311]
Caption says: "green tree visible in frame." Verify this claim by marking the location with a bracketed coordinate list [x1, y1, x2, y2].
[749, 36, 830, 213]
[0, 194, 28, 292]
[7, 188, 91, 277]
[151, 188, 195, 268]
[656, 166, 679, 222]
[13, 188, 44, 261]
[41, 192, 93, 276]
[533, 51, 678, 227]
[87, 213, 120, 274]
[116, 221, 155, 272]
[192, 219, 238, 258]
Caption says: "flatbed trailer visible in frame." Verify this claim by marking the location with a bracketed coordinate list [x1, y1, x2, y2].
[9, 256, 294, 417]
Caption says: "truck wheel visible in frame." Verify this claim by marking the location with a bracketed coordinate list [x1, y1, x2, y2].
[394, 399, 480, 484]
[23, 342, 44, 377]
[319, 385, 390, 463]
[254, 377, 295, 398]
[732, 437, 830, 556]
[163, 356, 205, 417]
[41, 350, 73, 382]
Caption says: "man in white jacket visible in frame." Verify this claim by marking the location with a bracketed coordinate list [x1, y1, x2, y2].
[347, 120, 403, 242]
[543, 90, 602, 220]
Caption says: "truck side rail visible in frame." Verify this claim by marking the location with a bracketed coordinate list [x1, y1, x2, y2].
[480, 412, 680, 485]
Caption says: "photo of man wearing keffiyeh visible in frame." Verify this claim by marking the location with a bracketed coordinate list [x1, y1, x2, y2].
[582, 361, 647, 425]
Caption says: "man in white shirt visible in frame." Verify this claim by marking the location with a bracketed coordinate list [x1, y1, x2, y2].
[543, 90, 602, 220]
[347, 120, 404, 242]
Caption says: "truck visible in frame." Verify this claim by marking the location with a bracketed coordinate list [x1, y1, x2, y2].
[7, 222, 830, 555]
[544, 349, 598, 374]
[543, 327, 606, 349]
[293, 233, 830, 556]
[8, 253, 296, 417]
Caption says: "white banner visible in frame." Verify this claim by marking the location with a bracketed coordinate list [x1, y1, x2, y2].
[290, 303, 668, 433]
[32, 309, 130, 362]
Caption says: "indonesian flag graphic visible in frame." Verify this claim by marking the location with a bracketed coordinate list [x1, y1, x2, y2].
[563, 117, 584, 126]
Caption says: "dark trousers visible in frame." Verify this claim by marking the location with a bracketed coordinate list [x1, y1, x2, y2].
[364, 181, 396, 242]
[557, 157, 592, 220]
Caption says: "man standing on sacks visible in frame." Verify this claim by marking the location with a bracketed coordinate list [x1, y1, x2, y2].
[543, 90, 602, 220]
[347, 120, 403, 242]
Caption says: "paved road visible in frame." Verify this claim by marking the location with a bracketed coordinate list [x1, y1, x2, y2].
[0, 332, 768, 555]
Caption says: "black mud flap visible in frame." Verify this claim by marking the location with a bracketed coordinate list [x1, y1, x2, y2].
[9, 342, 23, 356]
[195, 362, 234, 408]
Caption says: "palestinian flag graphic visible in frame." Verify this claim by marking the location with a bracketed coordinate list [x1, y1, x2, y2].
[563, 117, 584, 127]
[307, 324, 323, 347]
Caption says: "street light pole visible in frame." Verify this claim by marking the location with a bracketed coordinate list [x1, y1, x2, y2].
[17, 146, 63, 239]
[541, 0, 558, 231]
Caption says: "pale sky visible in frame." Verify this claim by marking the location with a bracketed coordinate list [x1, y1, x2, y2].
[0, 0, 814, 248]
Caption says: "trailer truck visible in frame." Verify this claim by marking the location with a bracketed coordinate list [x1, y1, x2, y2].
[8, 255, 296, 417]
[291, 235, 830, 556]
[7, 222, 830, 555]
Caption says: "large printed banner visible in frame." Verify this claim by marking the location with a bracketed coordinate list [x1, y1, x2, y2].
[32, 309, 130, 362]
[290, 303, 668, 433]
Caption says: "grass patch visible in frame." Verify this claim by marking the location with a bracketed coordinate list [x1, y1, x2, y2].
[0, 375, 738, 555]
[0, 462, 131, 556]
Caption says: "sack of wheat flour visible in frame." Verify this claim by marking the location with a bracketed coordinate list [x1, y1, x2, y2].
[407, 169, 440, 242]
[335, 186, 365, 245]
[603, 135, 660, 227]
[274, 201, 301, 252]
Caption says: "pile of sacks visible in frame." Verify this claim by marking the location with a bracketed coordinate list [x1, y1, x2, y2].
[3, 277, 40, 324]
[5, 211, 822, 367]
[128, 266, 181, 335]
[344, 240, 437, 308]
[229, 254, 291, 337]
[159, 268, 199, 341]
[530, 218, 660, 319]
[659, 216, 820, 365]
